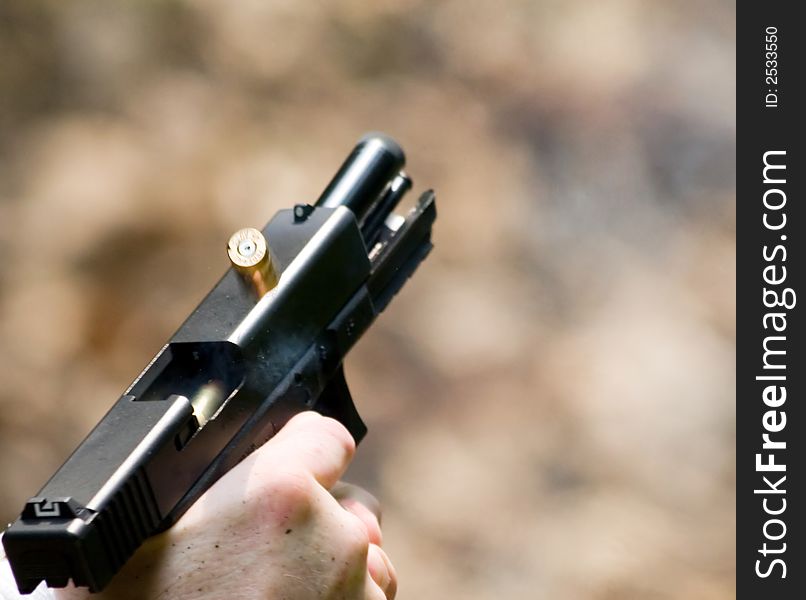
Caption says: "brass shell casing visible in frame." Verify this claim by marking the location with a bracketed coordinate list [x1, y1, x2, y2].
[227, 227, 279, 298]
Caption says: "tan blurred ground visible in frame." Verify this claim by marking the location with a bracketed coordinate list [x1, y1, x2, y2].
[0, 1, 735, 598]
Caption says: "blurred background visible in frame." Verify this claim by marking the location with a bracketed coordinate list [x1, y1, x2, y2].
[0, 1, 734, 598]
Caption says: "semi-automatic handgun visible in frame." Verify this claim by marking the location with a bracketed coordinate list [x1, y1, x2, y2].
[2, 133, 436, 593]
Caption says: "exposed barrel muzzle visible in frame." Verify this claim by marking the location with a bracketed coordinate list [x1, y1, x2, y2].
[315, 133, 406, 222]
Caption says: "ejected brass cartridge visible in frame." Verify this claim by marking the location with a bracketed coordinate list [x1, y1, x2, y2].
[227, 227, 279, 298]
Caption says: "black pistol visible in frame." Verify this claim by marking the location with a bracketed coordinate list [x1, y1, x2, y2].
[2, 133, 436, 593]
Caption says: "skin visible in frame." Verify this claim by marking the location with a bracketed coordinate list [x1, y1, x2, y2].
[54, 411, 397, 600]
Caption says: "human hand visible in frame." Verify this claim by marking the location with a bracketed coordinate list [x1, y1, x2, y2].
[52, 411, 396, 599]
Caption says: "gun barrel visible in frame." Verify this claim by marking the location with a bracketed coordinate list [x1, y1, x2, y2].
[315, 133, 405, 221]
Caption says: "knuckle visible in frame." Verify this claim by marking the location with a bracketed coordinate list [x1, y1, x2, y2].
[285, 410, 322, 429]
[292, 416, 355, 471]
[317, 416, 356, 458]
[252, 469, 316, 524]
[278, 413, 355, 463]
[340, 509, 371, 557]
[338, 497, 383, 546]
[269, 469, 315, 504]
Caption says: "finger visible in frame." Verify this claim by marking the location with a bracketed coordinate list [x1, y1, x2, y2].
[267, 411, 356, 489]
[366, 543, 397, 599]
[331, 482, 383, 545]
[331, 482, 382, 522]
